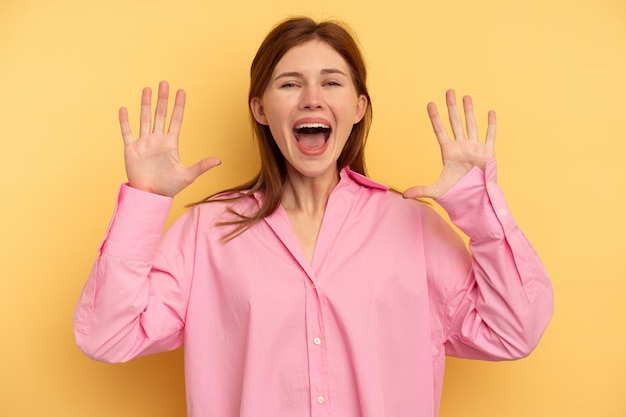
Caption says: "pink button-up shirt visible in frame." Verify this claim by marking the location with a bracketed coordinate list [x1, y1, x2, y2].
[74, 160, 553, 417]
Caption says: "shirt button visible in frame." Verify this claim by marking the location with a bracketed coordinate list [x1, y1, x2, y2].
[487, 181, 496, 189]
[498, 208, 507, 216]
[317, 395, 325, 404]
[313, 337, 322, 345]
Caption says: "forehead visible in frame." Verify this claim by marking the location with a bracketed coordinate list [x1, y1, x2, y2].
[272, 40, 351, 74]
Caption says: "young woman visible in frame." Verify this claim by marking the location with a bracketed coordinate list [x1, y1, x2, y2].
[74, 17, 553, 417]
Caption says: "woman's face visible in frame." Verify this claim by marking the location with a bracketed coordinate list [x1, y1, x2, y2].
[251, 40, 368, 182]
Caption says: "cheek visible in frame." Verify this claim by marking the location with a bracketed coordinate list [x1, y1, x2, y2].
[264, 101, 293, 129]
[337, 96, 363, 121]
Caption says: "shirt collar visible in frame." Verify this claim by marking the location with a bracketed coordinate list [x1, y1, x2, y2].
[252, 166, 388, 203]
[339, 166, 389, 191]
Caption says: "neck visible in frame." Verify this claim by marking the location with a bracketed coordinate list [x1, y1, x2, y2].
[281, 166, 340, 216]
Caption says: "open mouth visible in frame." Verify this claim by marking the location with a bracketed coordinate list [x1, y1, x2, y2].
[293, 123, 331, 152]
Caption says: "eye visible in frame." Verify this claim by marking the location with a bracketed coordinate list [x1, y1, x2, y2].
[324, 80, 342, 87]
[280, 82, 299, 89]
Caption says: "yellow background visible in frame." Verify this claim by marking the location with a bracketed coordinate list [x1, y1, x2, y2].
[1, 0, 625, 416]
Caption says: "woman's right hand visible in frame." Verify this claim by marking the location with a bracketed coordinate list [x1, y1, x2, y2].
[119, 80, 221, 197]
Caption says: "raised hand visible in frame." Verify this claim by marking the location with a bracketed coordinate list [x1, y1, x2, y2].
[403, 89, 496, 200]
[119, 81, 221, 197]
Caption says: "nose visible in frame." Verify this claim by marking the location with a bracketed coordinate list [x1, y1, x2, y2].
[300, 85, 323, 110]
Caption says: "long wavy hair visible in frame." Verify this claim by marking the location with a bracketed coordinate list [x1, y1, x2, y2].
[194, 17, 373, 239]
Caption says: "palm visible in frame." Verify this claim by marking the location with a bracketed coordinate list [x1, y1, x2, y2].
[119, 81, 221, 197]
[404, 90, 496, 200]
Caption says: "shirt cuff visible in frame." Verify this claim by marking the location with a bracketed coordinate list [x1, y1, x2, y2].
[435, 159, 514, 242]
[98, 184, 173, 261]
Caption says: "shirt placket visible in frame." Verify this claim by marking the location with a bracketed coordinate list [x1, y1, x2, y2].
[305, 278, 331, 416]
[263, 200, 351, 416]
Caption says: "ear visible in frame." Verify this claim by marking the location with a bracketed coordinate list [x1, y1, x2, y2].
[250, 97, 269, 125]
[354, 94, 368, 124]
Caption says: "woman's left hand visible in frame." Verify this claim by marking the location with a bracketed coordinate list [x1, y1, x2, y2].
[403, 89, 496, 200]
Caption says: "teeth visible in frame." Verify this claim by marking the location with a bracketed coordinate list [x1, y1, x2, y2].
[295, 123, 330, 130]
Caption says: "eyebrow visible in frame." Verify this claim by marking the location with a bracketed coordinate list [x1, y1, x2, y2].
[274, 68, 347, 80]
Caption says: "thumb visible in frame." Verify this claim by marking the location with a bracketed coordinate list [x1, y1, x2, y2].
[403, 184, 438, 200]
[188, 157, 222, 180]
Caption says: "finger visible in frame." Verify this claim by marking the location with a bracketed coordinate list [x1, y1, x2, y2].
[463, 95, 479, 142]
[168, 89, 186, 136]
[446, 89, 466, 141]
[427, 102, 450, 146]
[139, 87, 152, 137]
[485, 110, 497, 147]
[153, 80, 169, 133]
[119, 107, 134, 145]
